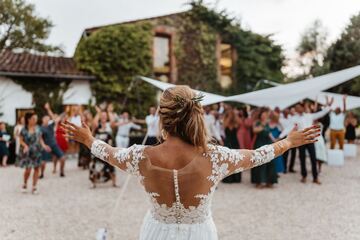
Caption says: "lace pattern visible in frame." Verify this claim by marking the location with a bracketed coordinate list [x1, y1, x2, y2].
[148, 188, 214, 224]
[250, 144, 275, 166]
[91, 140, 110, 160]
[114, 144, 146, 176]
[205, 144, 246, 183]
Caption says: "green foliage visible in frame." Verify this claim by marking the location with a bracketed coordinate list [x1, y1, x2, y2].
[13, 77, 70, 117]
[294, 19, 329, 79]
[74, 23, 156, 117]
[0, 0, 61, 53]
[185, 0, 284, 94]
[325, 13, 360, 95]
[176, 12, 220, 92]
[297, 19, 328, 56]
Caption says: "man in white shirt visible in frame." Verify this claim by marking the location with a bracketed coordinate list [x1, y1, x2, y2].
[279, 108, 297, 173]
[293, 103, 331, 184]
[329, 96, 347, 149]
[113, 111, 141, 148]
[203, 107, 223, 145]
[145, 107, 159, 145]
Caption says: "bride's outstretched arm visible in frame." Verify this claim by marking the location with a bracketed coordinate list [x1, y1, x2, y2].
[61, 121, 142, 174]
[220, 124, 321, 175]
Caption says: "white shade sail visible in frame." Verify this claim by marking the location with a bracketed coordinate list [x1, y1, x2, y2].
[139, 65, 360, 110]
[225, 65, 360, 109]
[139, 76, 227, 106]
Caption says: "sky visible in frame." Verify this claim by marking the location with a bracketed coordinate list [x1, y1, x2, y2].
[28, 0, 360, 59]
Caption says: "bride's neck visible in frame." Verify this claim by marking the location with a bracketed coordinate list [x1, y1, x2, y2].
[162, 135, 188, 147]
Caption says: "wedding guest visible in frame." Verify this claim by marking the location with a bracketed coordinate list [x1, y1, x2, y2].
[55, 113, 69, 172]
[251, 108, 277, 188]
[268, 112, 285, 174]
[293, 102, 331, 184]
[106, 103, 118, 124]
[145, 107, 159, 145]
[113, 111, 141, 148]
[78, 110, 93, 169]
[91, 110, 116, 188]
[212, 110, 225, 141]
[69, 105, 82, 157]
[204, 106, 223, 145]
[345, 111, 357, 144]
[19, 112, 51, 194]
[310, 99, 328, 173]
[236, 107, 253, 150]
[329, 96, 347, 149]
[13, 116, 25, 162]
[279, 108, 297, 173]
[0, 121, 10, 166]
[40, 103, 66, 178]
[222, 108, 241, 183]
[314, 121, 327, 173]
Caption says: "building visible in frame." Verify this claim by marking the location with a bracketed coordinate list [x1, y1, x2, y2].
[0, 50, 95, 124]
[82, 11, 236, 89]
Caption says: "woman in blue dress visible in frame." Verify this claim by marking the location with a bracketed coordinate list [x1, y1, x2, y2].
[268, 112, 285, 174]
[251, 108, 278, 188]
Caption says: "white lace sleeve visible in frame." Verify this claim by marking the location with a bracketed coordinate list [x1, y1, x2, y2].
[91, 139, 145, 176]
[208, 139, 291, 180]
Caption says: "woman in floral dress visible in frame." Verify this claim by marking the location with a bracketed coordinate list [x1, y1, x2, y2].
[19, 112, 51, 194]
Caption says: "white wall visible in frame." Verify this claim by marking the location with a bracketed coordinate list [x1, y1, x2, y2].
[0, 77, 33, 124]
[0, 78, 93, 125]
[62, 79, 93, 105]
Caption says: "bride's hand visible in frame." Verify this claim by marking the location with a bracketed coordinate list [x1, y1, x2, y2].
[61, 121, 94, 148]
[286, 124, 321, 148]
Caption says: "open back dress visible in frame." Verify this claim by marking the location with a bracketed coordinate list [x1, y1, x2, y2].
[91, 140, 279, 240]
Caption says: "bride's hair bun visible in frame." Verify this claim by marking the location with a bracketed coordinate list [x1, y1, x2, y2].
[159, 86, 209, 150]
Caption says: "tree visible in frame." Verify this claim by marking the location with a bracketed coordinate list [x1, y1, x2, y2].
[295, 19, 329, 78]
[325, 13, 360, 95]
[186, 0, 284, 94]
[0, 0, 61, 53]
[74, 23, 156, 117]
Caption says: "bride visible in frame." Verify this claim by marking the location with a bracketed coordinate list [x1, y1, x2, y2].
[62, 86, 320, 240]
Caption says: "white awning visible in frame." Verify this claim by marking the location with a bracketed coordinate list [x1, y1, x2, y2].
[139, 65, 360, 110]
[139, 77, 227, 106]
[225, 65, 360, 109]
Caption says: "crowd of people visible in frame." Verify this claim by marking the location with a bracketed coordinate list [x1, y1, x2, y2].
[0, 95, 358, 194]
[204, 96, 358, 188]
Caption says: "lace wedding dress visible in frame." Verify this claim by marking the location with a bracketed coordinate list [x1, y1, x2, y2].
[91, 140, 283, 240]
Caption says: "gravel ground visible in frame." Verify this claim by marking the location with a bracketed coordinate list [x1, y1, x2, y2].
[0, 147, 359, 240]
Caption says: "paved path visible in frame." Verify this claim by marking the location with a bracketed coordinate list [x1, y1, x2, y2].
[1, 148, 359, 240]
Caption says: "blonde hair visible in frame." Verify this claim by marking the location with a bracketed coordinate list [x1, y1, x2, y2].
[223, 108, 238, 130]
[159, 85, 209, 150]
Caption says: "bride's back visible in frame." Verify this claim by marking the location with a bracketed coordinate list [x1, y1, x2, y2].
[140, 140, 214, 209]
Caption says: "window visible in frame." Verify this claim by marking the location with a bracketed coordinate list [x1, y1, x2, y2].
[154, 35, 171, 82]
[219, 43, 233, 89]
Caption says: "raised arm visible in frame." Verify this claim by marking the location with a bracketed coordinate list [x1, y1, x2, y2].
[44, 103, 60, 122]
[310, 106, 330, 121]
[92, 106, 101, 130]
[216, 124, 320, 176]
[61, 121, 143, 175]
[343, 95, 347, 113]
